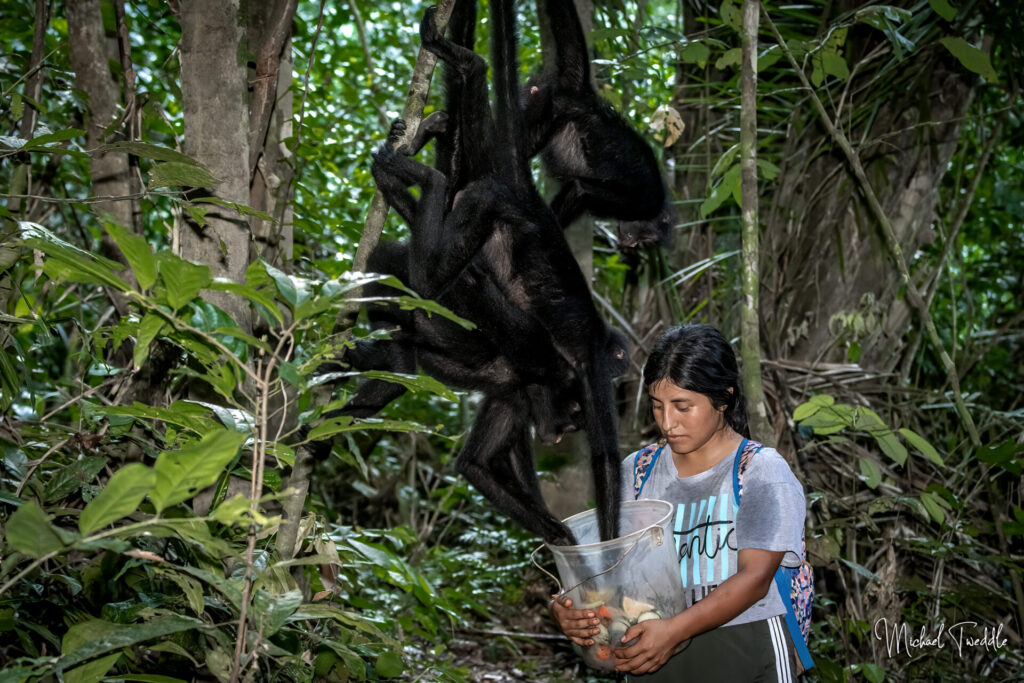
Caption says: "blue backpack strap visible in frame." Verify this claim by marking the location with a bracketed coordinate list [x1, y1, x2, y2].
[633, 443, 664, 499]
[733, 440, 815, 671]
[775, 570, 815, 670]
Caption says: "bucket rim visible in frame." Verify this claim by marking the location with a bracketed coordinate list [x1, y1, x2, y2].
[545, 499, 675, 553]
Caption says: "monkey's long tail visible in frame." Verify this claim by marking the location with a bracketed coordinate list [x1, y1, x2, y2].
[490, 0, 531, 190]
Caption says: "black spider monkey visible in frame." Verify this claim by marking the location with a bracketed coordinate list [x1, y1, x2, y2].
[522, 0, 677, 250]
[382, 0, 625, 544]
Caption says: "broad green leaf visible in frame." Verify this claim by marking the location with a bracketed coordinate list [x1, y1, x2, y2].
[43, 456, 106, 502]
[150, 429, 247, 513]
[838, 557, 879, 581]
[190, 302, 247, 359]
[700, 164, 741, 217]
[793, 394, 835, 421]
[155, 568, 205, 616]
[858, 457, 882, 489]
[307, 416, 436, 441]
[96, 401, 219, 435]
[60, 616, 202, 668]
[940, 37, 998, 83]
[96, 141, 203, 165]
[929, 0, 957, 20]
[264, 261, 310, 307]
[190, 196, 274, 222]
[859, 662, 886, 683]
[157, 252, 211, 310]
[147, 161, 218, 189]
[919, 492, 946, 524]
[79, 464, 157, 535]
[212, 493, 254, 527]
[715, 47, 741, 70]
[63, 651, 121, 683]
[719, 0, 741, 31]
[253, 589, 302, 636]
[106, 222, 156, 290]
[356, 370, 458, 402]
[24, 128, 86, 148]
[185, 400, 255, 433]
[207, 279, 284, 324]
[134, 312, 165, 370]
[679, 41, 710, 68]
[898, 427, 944, 466]
[5, 501, 64, 557]
[25, 227, 130, 291]
[376, 651, 404, 678]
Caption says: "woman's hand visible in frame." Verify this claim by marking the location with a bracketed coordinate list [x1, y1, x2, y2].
[550, 595, 601, 647]
[611, 617, 689, 675]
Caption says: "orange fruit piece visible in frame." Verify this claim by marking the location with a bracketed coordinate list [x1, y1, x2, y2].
[595, 645, 612, 660]
[597, 604, 613, 626]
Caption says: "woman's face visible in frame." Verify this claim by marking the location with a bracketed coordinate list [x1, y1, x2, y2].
[648, 380, 727, 456]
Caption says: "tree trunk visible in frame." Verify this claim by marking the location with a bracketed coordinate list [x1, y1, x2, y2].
[247, 0, 298, 273]
[177, 0, 253, 333]
[739, 0, 771, 442]
[66, 0, 139, 301]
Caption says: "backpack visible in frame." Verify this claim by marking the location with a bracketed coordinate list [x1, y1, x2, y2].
[632, 438, 815, 674]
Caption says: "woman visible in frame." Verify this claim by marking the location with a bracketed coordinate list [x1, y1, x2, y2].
[552, 324, 807, 681]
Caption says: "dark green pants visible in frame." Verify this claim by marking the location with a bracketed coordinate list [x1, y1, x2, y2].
[629, 615, 798, 682]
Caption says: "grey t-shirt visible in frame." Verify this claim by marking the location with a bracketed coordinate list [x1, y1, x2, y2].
[620, 440, 806, 627]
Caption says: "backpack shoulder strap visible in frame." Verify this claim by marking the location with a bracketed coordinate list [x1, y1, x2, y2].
[731, 438, 761, 505]
[633, 442, 665, 499]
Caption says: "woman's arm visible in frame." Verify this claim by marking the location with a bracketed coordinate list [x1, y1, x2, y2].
[611, 547, 785, 675]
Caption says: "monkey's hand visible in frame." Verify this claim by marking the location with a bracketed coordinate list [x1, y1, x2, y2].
[419, 6, 442, 49]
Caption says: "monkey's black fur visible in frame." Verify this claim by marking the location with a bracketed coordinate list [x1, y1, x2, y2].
[381, 0, 626, 544]
[522, 0, 676, 249]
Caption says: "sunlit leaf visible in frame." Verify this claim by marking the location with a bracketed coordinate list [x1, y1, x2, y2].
[148, 161, 218, 189]
[940, 37, 998, 83]
[106, 221, 156, 290]
[150, 429, 247, 513]
[157, 252, 211, 310]
[63, 651, 121, 683]
[79, 464, 157, 535]
[5, 501, 65, 558]
[898, 427, 944, 466]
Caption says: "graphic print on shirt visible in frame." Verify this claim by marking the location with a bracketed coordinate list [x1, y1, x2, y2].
[674, 496, 738, 607]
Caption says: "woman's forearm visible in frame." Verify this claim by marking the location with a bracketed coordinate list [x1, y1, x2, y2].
[664, 569, 774, 645]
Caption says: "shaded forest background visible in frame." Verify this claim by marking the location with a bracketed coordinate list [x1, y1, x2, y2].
[0, 0, 1022, 681]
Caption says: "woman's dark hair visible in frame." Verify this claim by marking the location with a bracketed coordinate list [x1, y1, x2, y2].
[642, 324, 750, 437]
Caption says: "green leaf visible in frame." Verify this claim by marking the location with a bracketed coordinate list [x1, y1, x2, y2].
[96, 400, 219, 435]
[79, 463, 157, 535]
[63, 651, 121, 683]
[134, 312, 166, 370]
[5, 501, 64, 557]
[715, 47, 741, 70]
[838, 557, 878, 581]
[859, 661, 886, 683]
[96, 141, 204, 165]
[719, 0, 741, 31]
[253, 589, 303, 636]
[24, 128, 86, 149]
[157, 252, 211, 310]
[919, 492, 946, 524]
[264, 261, 309, 307]
[940, 37, 998, 83]
[680, 41, 710, 68]
[700, 164, 741, 217]
[858, 457, 882, 489]
[356, 370, 458, 402]
[376, 651, 404, 678]
[793, 394, 835, 421]
[105, 222, 156, 290]
[898, 428, 944, 467]
[155, 568, 205, 616]
[150, 429, 247, 513]
[190, 196, 274, 222]
[59, 616, 202, 668]
[207, 279, 284, 324]
[307, 416, 437, 441]
[147, 161, 218, 189]
[929, 0, 957, 20]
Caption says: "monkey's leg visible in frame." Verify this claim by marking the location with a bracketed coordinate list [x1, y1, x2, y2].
[456, 395, 576, 546]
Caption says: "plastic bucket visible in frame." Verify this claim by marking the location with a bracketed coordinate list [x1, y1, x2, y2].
[545, 500, 685, 670]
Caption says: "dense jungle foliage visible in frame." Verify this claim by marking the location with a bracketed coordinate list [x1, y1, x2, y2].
[0, 0, 1022, 681]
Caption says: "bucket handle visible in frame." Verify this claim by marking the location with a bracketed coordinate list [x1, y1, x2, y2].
[532, 523, 666, 604]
